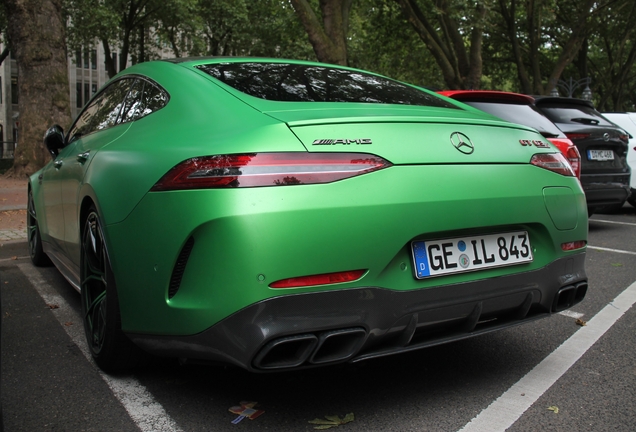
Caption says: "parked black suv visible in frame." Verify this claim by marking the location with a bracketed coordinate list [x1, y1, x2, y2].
[535, 97, 631, 214]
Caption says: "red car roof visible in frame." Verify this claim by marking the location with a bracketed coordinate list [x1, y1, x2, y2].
[438, 90, 535, 105]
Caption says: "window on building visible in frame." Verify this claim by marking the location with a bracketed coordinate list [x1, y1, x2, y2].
[76, 49, 82, 67]
[11, 77, 18, 105]
[76, 82, 83, 108]
[92, 83, 97, 96]
[91, 50, 97, 70]
[84, 83, 90, 105]
[84, 50, 89, 69]
[112, 53, 117, 73]
[0, 76, 2, 104]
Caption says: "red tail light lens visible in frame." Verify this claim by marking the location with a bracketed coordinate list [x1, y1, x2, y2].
[151, 153, 392, 191]
[547, 138, 581, 179]
[270, 270, 366, 288]
[530, 153, 576, 177]
[565, 146, 582, 179]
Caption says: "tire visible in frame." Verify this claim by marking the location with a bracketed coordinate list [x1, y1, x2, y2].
[80, 206, 144, 373]
[628, 190, 636, 208]
[27, 190, 52, 267]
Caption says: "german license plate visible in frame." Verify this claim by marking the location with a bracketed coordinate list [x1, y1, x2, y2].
[588, 149, 614, 161]
[411, 231, 533, 279]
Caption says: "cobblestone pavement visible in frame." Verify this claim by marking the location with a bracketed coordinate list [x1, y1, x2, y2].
[1, 174, 28, 241]
[0, 228, 27, 241]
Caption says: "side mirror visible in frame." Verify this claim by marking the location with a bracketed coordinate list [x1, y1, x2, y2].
[43, 125, 65, 158]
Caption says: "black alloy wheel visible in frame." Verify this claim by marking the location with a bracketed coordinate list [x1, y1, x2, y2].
[80, 206, 144, 373]
[27, 190, 51, 266]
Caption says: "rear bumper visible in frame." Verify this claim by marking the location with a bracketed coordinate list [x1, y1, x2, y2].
[581, 173, 630, 207]
[128, 252, 587, 372]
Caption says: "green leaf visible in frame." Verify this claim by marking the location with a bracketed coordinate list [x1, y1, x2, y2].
[309, 418, 340, 425]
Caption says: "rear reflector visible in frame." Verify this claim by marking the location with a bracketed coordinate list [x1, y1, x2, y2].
[151, 153, 391, 191]
[270, 270, 366, 288]
[530, 153, 576, 177]
[561, 241, 586, 251]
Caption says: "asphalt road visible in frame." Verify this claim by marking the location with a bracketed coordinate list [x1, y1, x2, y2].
[1, 206, 635, 432]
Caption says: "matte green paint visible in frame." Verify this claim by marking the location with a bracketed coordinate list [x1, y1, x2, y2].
[29, 58, 588, 339]
[107, 163, 586, 335]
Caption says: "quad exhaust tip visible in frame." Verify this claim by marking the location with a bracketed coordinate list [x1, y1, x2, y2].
[253, 328, 367, 370]
[552, 282, 588, 313]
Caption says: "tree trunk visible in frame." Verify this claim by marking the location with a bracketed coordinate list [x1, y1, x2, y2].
[394, 0, 486, 89]
[498, 0, 532, 94]
[289, 0, 352, 65]
[4, 0, 72, 178]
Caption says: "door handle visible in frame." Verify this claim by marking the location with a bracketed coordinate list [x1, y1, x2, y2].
[54, 160, 63, 169]
[77, 150, 91, 163]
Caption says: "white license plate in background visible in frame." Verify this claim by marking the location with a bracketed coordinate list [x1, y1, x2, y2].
[588, 150, 614, 161]
[411, 231, 533, 279]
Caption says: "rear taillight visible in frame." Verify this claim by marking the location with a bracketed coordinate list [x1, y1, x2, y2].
[151, 153, 392, 191]
[565, 146, 582, 179]
[548, 138, 581, 179]
[270, 270, 366, 288]
[565, 133, 591, 141]
[619, 134, 629, 143]
[530, 153, 576, 177]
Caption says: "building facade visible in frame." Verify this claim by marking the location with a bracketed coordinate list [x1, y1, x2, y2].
[0, 43, 124, 158]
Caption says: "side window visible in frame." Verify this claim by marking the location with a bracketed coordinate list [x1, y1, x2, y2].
[118, 78, 168, 124]
[119, 79, 145, 123]
[142, 82, 169, 116]
[67, 79, 133, 142]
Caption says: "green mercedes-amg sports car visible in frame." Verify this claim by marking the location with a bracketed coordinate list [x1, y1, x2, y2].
[28, 58, 588, 373]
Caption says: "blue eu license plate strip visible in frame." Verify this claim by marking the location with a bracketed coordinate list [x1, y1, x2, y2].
[411, 231, 533, 279]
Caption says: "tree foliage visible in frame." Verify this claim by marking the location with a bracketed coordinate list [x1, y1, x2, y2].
[4, 0, 636, 175]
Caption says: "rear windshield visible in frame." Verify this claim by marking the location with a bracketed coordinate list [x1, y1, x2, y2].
[196, 62, 457, 108]
[538, 104, 615, 127]
[466, 101, 564, 137]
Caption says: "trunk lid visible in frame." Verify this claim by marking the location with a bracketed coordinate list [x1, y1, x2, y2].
[265, 105, 556, 165]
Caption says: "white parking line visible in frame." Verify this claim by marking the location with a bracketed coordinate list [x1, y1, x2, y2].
[17, 263, 182, 432]
[457, 280, 636, 432]
[590, 219, 636, 227]
[587, 245, 636, 256]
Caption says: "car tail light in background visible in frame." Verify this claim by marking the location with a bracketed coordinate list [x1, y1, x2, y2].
[565, 133, 591, 141]
[548, 138, 581, 179]
[270, 270, 366, 288]
[151, 153, 392, 191]
[530, 153, 576, 177]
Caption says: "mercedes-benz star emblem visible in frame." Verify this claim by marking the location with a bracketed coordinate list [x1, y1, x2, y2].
[450, 132, 475, 154]
[603, 133, 610, 142]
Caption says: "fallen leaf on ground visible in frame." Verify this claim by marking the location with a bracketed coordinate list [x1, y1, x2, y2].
[611, 263, 623, 267]
[309, 413, 354, 429]
[64, 322, 73, 326]
[47, 304, 60, 309]
[547, 406, 559, 414]
[11, 256, 17, 260]
[575, 318, 587, 326]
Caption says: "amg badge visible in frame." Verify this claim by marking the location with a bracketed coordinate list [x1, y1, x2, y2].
[312, 138, 372, 145]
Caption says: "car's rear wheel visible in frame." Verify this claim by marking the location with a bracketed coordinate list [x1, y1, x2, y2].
[81, 206, 144, 373]
[27, 190, 51, 266]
